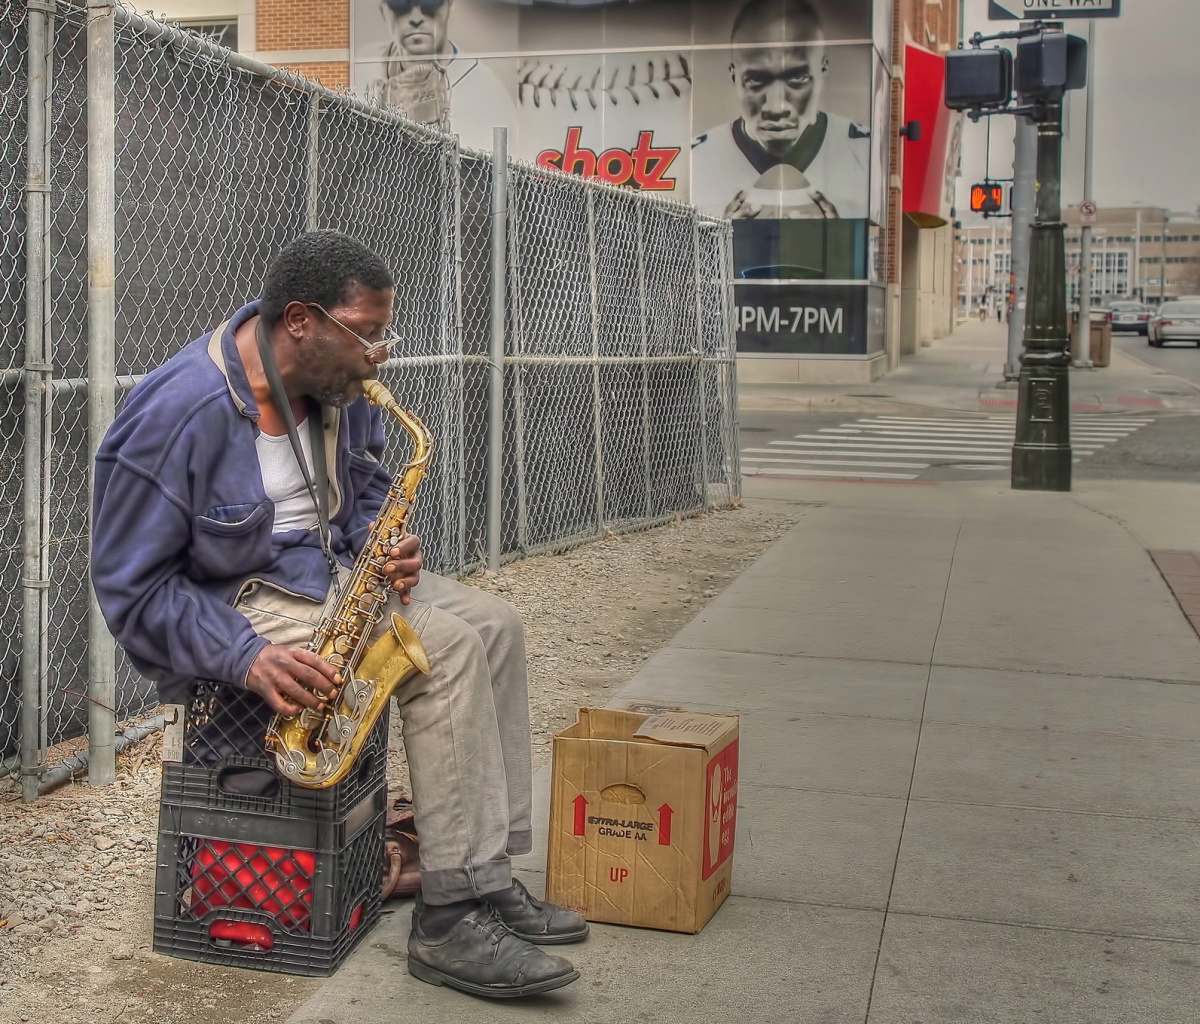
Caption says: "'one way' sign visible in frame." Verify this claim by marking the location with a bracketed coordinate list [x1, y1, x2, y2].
[989, 0, 1121, 19]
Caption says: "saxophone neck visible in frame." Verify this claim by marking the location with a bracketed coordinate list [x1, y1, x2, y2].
[362, 378, 434, 478]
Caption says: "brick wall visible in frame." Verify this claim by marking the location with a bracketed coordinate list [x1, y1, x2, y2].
[283, 61, 350, 88]
[888, 0, 905, 288]
[257, 0, 349, 51]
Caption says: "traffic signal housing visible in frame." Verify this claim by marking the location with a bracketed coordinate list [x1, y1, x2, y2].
[1015, 31, 1088, 99]
[945, 48, 1013, 111]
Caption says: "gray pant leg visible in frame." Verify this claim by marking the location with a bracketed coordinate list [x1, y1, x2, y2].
[401, 572, 534, 856]
[391, 595, 513, 903]
[236, 571, 530, 902]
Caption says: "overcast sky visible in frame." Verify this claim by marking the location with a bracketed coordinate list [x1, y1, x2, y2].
[956, 0, 1198, 222]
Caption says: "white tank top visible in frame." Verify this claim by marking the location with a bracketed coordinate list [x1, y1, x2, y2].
[255, 421, 320, 534]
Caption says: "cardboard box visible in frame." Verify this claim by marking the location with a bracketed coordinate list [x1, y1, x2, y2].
[546, 707, 740, 934]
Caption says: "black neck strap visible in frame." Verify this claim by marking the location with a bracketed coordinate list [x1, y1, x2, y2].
[256, 318, 338, 579]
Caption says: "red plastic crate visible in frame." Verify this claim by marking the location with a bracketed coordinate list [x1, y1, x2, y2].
[153, 788, 384, 976]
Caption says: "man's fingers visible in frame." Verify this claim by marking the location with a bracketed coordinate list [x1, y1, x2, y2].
[273, 694, 304, 718]
[290, 662, 338, 700]
[290, 649, 341, 688]
[277, 675, 326, 711]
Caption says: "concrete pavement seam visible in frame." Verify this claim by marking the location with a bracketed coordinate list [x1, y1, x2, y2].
[724, 895, 1200, 946]
[865, 907, 1200, 947]
[903, 796, 1200, 826]
[723, 784, 1200, 822]
[667, 644, 1200, 686]
[863, 519, 965, 1024]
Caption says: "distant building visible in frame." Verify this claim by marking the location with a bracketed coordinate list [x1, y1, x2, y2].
[956, 205, 1200, 315]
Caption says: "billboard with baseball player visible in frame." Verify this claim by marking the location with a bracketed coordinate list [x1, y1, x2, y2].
[351, 0, 885, 356]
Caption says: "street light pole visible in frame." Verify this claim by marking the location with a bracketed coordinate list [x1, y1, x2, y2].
[1012, 96, 1072, 491]
[1074, 18, 1096, 368]
[1161, 212, 1169, 303]
[1006, 112, 1036, 380]
[1134, 207, 1141, 300]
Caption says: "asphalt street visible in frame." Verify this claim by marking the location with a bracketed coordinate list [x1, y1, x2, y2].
[1114, 329, 1200, 385]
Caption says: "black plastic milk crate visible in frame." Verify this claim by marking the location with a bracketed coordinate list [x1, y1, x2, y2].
[153, 785, 386, 976]
[160, 681, 388, 822]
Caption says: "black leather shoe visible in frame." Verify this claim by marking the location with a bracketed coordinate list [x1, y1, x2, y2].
[484, 878, 590, 945]
[407, 899, 580, 998]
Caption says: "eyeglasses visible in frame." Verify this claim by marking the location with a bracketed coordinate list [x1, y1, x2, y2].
[384, 0, 448, 15]
[306, 303, 401, 358]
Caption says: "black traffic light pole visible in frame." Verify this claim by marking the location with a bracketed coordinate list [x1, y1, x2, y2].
[947, 22, 1085, 491]
[1012, 97, 1071, 490]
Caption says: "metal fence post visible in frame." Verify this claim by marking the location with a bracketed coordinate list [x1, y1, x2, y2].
[635, 203, 651, 519]
[722, 222, 742, 494]
[306, 95, 320, 231]
[508, 172, 529, 559]
[87, 0, 117, 787]
[693, 213, 711, 512]
[585, 187, 606, 536]
[486, 128, 508, 572]
[450, 139, 467, 573]
[20, 0, 54, 804]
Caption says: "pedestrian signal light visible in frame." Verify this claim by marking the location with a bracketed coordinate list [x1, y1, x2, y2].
[970, 184, 1005, 215]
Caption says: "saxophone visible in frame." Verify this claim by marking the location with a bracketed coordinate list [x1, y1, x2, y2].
[265, 379, 434, 789]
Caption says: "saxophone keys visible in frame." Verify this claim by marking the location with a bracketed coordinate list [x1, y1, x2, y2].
[349, 678, 374, 707]
[298, 707, 325, 730]
[314, 749, 340, 779]
[280, 749, 307, 777]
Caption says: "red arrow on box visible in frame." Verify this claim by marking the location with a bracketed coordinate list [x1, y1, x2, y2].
[572, 794, 587, 836]
[658, 804, 673, 846]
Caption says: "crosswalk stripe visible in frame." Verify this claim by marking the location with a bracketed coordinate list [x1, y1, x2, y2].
[847, 419, 1137, 433]
[824, 425, 1131, 438]
[764, 441, 1097, 458]
[770, 441, 1017, 456]
[786, 435, 1105, 452]
[746, 447, 1013, 462]
[880, 415, 1153, 427]
[820, 427, 1128, 442]
[981, 416, 1154, 425]
[742, 465, 919, 480]
[861, 419, 1136, 433]
[741, 454, 931, 469]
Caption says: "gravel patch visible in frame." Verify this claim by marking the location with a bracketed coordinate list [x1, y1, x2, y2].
[0, 498, 806, 1024]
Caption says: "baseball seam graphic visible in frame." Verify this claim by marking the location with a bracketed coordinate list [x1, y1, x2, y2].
[517, 55, 692, 110]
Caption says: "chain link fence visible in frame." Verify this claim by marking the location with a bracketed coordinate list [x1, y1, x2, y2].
[1, 0, 740, 801]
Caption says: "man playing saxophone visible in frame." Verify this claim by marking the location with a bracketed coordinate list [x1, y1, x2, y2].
[90, 231, 586, 998]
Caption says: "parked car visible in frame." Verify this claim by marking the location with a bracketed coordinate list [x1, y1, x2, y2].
[1148, 301, 1200, 347]
[1106, 301, 1152, 335]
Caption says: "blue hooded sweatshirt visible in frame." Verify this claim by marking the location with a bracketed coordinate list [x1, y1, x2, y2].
[91, 301, 393, 702]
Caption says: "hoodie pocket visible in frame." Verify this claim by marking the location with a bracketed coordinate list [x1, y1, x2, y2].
[190, 500, 272, 579]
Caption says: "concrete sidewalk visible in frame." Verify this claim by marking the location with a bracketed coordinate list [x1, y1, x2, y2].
[287, 474, 1200, 1024]
[741, 319, 1200, 416]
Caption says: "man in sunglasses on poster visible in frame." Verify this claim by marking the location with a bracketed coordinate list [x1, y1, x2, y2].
[91, 232, 587, 999]
[691, 0, 870, 221]
[365, 0, 516, 150]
